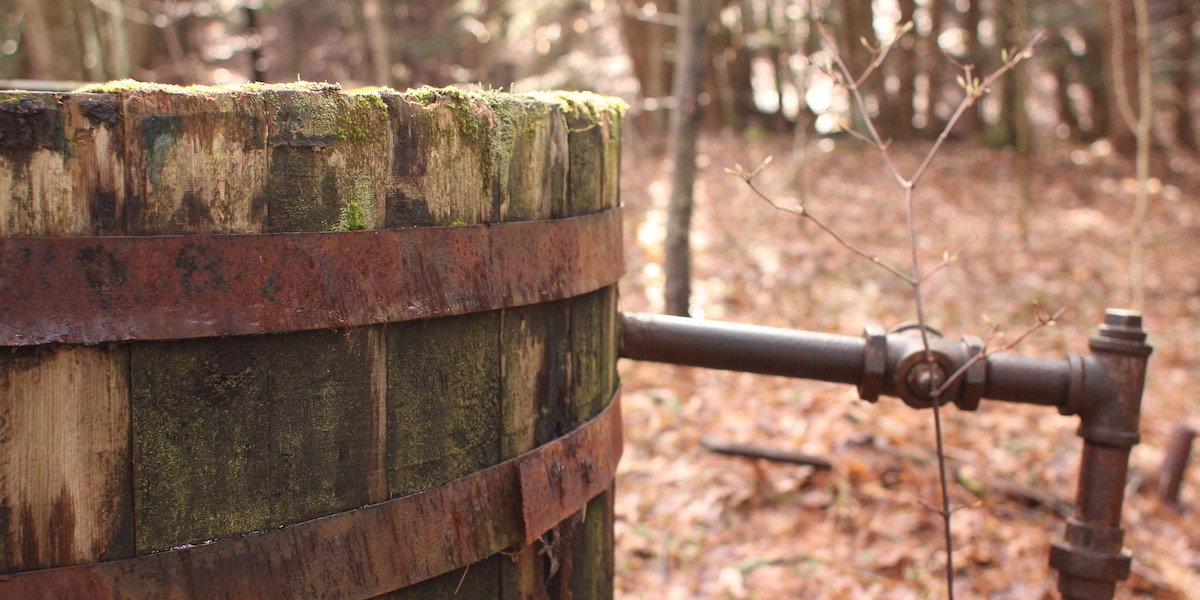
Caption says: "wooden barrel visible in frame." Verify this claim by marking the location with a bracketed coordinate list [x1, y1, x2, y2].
[0, 83, 624, 599]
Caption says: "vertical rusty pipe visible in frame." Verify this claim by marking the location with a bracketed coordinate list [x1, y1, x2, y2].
[1050, 310, 1152, 600]
[1157, 424, 1197, 507]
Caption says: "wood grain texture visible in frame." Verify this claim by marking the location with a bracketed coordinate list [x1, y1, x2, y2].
[125, 88, 388, 552]
[560, 100, 621, 599]
[384, 93, 493, 226]
[121, 90, 269, 235]
[0, 346, 131, 572]
[381, 90, 500, 600]
[496, 98, 572, 600]
[0, 91, 133, 573]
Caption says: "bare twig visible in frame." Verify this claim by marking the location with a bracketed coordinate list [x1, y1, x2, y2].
[728, 161, 914, 284]
[453, 564, 470, 594]
[814, 21, 906, 186]
[1129, 0, 1153, 312]
[909, 32, 1044, 186]
[918, 238, 977, 284]
[934, 303, 1066, 399]
[729, 22, 1047, 600]
[850, 22, 912, 89]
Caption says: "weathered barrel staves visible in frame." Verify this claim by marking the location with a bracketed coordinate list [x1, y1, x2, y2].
[0, 83, 624, 600]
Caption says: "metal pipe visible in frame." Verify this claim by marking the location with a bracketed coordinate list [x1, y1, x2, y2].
[1049, 310, 1151, 600]
[619, 313, 864, 385]
[984, 354, 1070, 407]
[619, 312, 1074, 408]
[620, 310, 1150, 599]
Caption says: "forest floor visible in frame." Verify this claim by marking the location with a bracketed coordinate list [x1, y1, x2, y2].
[611, 130, 1200, 599]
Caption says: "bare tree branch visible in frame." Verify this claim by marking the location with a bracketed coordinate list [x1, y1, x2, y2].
[727, 22, 1047, 600]
[729, 162, 915, 284]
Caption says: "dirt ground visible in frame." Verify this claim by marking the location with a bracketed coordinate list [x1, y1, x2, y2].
[611, 131, 1200, 599]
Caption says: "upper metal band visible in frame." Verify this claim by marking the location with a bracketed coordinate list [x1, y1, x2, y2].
[0, 208, 623, 346]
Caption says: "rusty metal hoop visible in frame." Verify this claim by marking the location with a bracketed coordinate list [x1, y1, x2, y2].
[0, 390, 623, 600]
[0, 208, 623, 346]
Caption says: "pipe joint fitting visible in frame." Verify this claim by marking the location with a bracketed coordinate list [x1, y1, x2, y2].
[886, 324, 959, 409]
[1067, 310, 1152, 445]
[1049, 540, 1131, 596]
[857, 325, 886, 403]
[955, 335, 987, 411]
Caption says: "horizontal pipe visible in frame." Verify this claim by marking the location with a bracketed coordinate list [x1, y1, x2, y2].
[984, 354, 1070, 407]
[620, 313, 1076, 410]
[619, 313, 864, 386]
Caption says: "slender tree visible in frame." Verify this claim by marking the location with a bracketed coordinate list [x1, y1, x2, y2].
[1105, 0, 1140, 153]
[664, 0, 710, 316]
[1129, 0, 1152, 311]
[921, 0, 948, 135]
[618, 0, 676, 135]
[959, 0, 985, 135]
[1048, 33, 1085, 140]
[1014, 0, 1033, 246]
[1174, 0, 1197, 151]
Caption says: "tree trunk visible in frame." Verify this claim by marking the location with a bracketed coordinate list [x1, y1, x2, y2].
[618, 0, 676, 136]
[839, 0, 882, 133]
[987, 0, 1017, 147]
[245, 6, 267, 82]
[1013, 0, 1033, 247]
[1050, 34, 1085, 140]
[1174, 0, 1197, 151]
[1105, 0, 1140, 153]
[1129, 0, 1153, 311]
[709, 16, 755, 130]
[1081, 24, 1111, 139]
[765, 0, 790, 131]
[959, 0, 984, 135]
[923, 0, 948, 135]
[362, 0, 393, 86]
[893, 0, 917, 138]
[18, 0, 85, 80]
[664, 0, 710, 317]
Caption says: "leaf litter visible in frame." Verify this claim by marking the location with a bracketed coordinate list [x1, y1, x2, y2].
[615, 134, 1200, 599]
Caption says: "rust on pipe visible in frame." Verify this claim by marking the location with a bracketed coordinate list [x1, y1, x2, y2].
[619, 312, 864, 385]
[1050, 310, 1152, 600]
[0, 208, 623, 346]
[1157, 424, 1197, 507]
[0, 391, 623, 600]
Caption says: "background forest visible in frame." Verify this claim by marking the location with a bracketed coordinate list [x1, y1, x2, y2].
[3, 0, 1197, 151]
[4, 0, 1200, 598]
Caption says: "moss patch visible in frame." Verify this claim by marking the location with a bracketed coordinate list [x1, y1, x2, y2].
[73, 79, 341, 96]
[334, 189, 373, 231]
[386, 86, 625, 216]
[527, 90, 628, 124]
[337, 91, 389, 145]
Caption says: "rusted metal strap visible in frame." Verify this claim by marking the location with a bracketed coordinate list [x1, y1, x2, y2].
[0, 208, 623, 346]
[0, 389, 622, 600]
